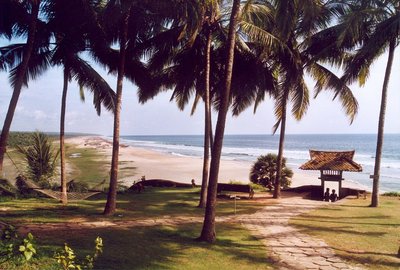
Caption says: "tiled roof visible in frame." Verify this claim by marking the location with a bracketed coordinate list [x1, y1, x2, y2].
[299, 150, 362, 172]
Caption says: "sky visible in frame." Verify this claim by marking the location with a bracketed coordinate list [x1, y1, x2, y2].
[0, 48, 399, 136]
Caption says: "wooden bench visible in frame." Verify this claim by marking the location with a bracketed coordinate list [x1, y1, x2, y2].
[217, 183, 254, 199]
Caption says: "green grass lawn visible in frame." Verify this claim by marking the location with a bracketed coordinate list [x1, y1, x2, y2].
[290, 196, 400, 270]
[0, 188, 266, 224]
[2, 224, 272, 270]
[0, 188, 272, 270]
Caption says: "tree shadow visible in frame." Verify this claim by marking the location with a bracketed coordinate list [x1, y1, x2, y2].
[36, 223, 273, 270]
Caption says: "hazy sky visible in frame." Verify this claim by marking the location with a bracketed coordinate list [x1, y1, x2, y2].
[0, 47, 399, 136]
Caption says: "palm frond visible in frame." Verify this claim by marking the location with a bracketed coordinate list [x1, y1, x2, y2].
[289, 76, 310, 120]
[191, 93, 201, 116]
[343, 12, 400, 85]
[309, 63, 358, 122]
[9, 47, 53, 88]
[0, 44, 25, 71]
[68, 56, 116, 114]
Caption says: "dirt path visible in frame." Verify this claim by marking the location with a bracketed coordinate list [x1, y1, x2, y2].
[238, 195, 365, 270]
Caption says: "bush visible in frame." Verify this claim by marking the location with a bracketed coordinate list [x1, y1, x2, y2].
[0, 225, 36, 264]
[382, 191, 400, 197]
[67, 180, 89, 193]
[249, 154, 293, 190]
[15, 175, 33, 197]
[0, 226, 103, 269]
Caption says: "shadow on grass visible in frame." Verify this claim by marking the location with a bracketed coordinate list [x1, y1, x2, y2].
[331, 247, 400, 268]
[37, 224, 272, 270]
[0, 187, 265, 226]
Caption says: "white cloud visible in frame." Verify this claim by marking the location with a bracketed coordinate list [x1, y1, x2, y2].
[33, 110, 48, 120]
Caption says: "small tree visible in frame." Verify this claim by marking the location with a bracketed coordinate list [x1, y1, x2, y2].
[250, 154, 293, 190]
[17, 132, 59, 187]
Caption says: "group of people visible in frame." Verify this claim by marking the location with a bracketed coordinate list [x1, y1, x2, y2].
[323, 188, 338, 202]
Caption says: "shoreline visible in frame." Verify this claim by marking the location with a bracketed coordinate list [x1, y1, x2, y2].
[66, 136, 369, 191]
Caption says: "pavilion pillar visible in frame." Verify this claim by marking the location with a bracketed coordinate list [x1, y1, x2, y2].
[320, 170, 325, 200]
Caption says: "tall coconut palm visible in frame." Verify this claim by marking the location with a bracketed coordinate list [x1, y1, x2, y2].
[47, 0, 116, 205]
[95, 0, 180, 215]
[235, 0, 359, 198]
[0, 0, 49, 174]
[198, 0, 241, 243]
[333, 0, 400, 207]
[142, 1, 275, 209]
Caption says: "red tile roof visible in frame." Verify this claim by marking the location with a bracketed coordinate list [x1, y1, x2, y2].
[299, 150, 362, 172]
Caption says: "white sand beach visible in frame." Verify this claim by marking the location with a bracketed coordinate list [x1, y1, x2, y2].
[66, 136, 368, 190]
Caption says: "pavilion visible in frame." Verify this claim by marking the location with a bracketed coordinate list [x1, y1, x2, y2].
[299, 150, 362, 199]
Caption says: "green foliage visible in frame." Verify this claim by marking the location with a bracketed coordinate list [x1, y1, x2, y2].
[15, 175, 34, 197]
[249, 154, 293, 190]
[382, 191, 400, 197]
[18, 233, 36, 261]
[0, 225, 103, 270]
[17, 132, 59, 186]
[6, 132, 34, 148]
[67, 181, 89, 193]
[54, 237, 103, 270]
[0, 179, 17, 197]
[0, 226, 36, 264]
[228, 180, 244, 185]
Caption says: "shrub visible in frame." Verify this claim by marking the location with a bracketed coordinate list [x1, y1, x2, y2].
[54, 237, 103, 270]
[382, 191, 400, 197]
[67, 180, 89, 193]
[249, 154, 293, 190]
[15, 175, 34, 197]
[0, 225, 36, 264]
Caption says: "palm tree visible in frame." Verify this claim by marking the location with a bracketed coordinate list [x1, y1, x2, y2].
[333, 0, 399, 207]
[236, 0, 359, 199]
[47, 0, 116, 205]
[143, 2, 214, 208]
[198, 0, 241, 243]
[95, 0, 174, 215]
[0, 0, 49, 174]
[141, 3, 216, 208]
[17, 132, 59, 187]
[142, 1, 275, 209]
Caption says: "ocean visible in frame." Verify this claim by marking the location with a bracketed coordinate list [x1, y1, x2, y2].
[120, 134, 400, 192]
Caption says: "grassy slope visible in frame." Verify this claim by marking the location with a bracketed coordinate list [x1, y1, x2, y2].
[290, 196, 400, 270]
[0, 188, 265, 223]
[65, 144, 111, 187]
[1, 188, 272, 270]
[2, 224, 272, 270]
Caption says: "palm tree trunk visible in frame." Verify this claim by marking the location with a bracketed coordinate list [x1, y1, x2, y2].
[370, 39, 395, 207]
[198, 0, 241, 243]
[59, 68, 69, 205]
[0, 0, 40, 175]
[198, 27, 213, 208]
[273, 91, 288, 199]
[104, 10, 130, 216]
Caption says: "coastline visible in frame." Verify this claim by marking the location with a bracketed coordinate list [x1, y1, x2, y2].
[66, 136, 369, 190]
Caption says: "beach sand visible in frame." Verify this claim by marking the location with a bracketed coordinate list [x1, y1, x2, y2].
[66, 136, 367, 190]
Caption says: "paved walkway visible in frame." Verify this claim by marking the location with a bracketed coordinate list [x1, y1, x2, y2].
[238, 195, 365, 270]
